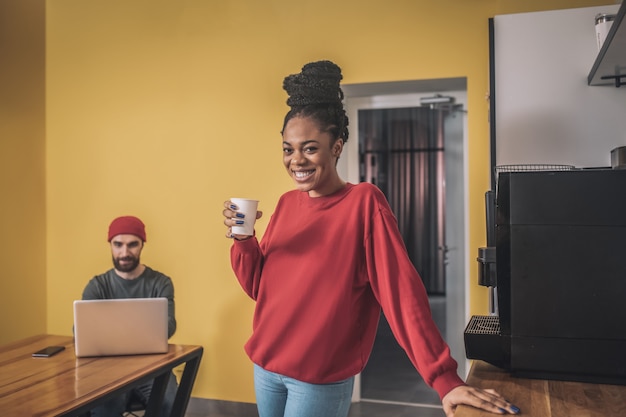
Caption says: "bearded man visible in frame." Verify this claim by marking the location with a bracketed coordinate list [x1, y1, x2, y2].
[81, 215, 177, 417]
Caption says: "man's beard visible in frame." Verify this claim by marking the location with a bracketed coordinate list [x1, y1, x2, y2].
[113, 255, 140, 273]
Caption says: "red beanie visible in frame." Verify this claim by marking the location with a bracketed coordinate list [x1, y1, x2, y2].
[107, 216, 147, 242]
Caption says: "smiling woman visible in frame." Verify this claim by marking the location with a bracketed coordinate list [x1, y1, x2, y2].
[221, 60, 520, 417]
[281, 116, 345, 197]
[280, 60, 349, 197]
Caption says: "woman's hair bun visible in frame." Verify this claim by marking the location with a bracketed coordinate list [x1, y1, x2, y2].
[283, 60, 344, 108]
[281, 60, 349, 142]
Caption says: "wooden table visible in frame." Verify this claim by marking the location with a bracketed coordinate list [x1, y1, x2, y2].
[0, 334, 203, 417]
[456, 361, 626, 417]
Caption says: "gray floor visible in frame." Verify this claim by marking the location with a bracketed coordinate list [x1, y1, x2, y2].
[183, 296, 447, 417]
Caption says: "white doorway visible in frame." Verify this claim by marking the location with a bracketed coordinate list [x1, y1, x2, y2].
[340, 78, 469, 403]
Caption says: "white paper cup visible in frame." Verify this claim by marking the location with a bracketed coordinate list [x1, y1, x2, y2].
[230, 198, 259, 236]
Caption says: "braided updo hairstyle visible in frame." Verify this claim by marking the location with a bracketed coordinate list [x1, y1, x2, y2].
[281, 60, 349, 143]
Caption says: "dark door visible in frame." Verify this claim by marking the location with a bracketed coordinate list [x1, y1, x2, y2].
[359, 106, 448, 294]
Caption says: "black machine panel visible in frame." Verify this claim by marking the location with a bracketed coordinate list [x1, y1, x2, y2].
[465, 168, 626, 385]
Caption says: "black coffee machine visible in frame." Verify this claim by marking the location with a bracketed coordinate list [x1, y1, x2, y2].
[464, 165, 626, 385]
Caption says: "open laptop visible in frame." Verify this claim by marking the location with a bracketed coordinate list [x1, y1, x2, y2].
[73, 297, 169, 357]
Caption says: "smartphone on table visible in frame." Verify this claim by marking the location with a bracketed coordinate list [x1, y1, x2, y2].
[32, 346, 65, 357]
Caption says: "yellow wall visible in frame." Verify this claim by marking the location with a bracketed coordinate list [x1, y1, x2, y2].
[0, 0, 46, 345]
[1, 0, 614, 403]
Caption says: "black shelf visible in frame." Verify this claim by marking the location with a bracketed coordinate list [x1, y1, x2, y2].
[588, 1, 626, 87]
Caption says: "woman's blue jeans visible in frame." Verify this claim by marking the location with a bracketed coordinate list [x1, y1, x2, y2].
[254, 364, 354, 417]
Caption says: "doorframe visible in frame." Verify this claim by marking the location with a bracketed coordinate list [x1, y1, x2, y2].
[340, 79, 470, 402]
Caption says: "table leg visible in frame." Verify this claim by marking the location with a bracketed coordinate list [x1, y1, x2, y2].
[170, 352, 203, 417]
[144, 372, 170, 417]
